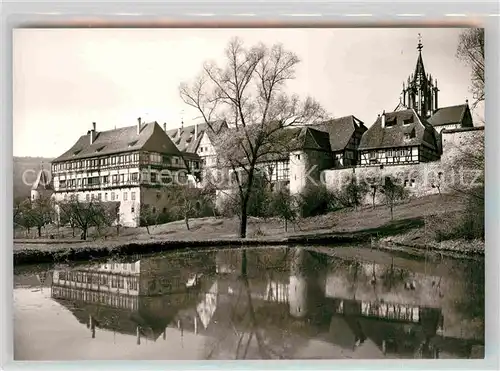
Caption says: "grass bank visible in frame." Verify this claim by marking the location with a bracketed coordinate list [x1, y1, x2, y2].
[13, 193, 484, 265]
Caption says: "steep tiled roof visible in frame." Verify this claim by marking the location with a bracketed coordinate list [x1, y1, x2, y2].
[427, 104, 469, 127]
[358, 109, 438, 151]
[166, 120, 227, 154]
[312, 115, 366, 152]
[295, 127, 332, 152]
[31, 167, 53, 191]
[52, 122, 181, 163]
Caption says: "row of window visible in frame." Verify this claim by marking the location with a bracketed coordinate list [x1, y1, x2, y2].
[57, 270, 139, 291]
[62, 190, 137, 202]
[51, 286, 139, 311]
[369, 148, 413, 159]
[52, 152, 183, 173]
[59, 173, 140, 189]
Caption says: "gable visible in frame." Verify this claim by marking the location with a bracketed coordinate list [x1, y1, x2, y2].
[142, 123, 182, 155]
[312, 116, 359, 152]
[359, 109, 438, 152]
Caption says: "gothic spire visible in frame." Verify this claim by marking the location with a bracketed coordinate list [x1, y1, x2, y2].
[413, 33, 427, 84]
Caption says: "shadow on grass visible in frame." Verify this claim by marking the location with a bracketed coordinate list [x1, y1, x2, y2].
[295, 217, 426, 240]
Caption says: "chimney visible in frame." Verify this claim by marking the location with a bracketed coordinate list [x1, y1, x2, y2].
[163, 123, 167, 132]
[90, 122, 96, 145]
[137, 117, 141, 135]
[381, 111, 386, 128]
[194, 123, 198, 139]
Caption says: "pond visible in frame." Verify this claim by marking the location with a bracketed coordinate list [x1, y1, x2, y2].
[13, 246, 484, 360]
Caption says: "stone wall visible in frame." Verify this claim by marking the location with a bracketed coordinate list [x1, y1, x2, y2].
[441, 126, 484, 165]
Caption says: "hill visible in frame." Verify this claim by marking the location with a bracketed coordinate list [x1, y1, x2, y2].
[13, 156, 53, 200]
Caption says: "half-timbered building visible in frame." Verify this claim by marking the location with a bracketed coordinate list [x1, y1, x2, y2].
[358, 109, 440, 167]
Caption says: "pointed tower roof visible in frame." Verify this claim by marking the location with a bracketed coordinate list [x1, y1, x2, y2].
[412, 33, 427, 84]
[31, 165, 53, 191]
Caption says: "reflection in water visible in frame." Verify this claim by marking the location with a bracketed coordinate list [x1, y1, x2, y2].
[14, 247, 484, 360]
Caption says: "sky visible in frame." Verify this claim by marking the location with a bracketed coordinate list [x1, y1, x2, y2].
[13, 27, 483, 157]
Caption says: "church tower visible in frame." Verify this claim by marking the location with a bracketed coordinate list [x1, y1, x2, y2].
[401, 34, 439, 118]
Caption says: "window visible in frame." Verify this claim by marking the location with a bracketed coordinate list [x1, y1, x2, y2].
[102, 176, 109, 184]
[200, 147, 204, 153]
[112, 175, 118, 184]
[131, 206, 135, 213]
[111, 192, 115, 201]
[296, 154, 301, 160]
[131, 192, 136, 201]
[120, 174, 124, 183]
[162, 207, 167, 214]
[369, 151, 377, 159]
[131, 173, 138, 182]
[151, 173, 157, 183]
[105, 193, 108, 201]
[98, 193, 102, 201]
[386, 118, 396, 127]
[123, 192, 128, 201]
[403, 118, 413, 125]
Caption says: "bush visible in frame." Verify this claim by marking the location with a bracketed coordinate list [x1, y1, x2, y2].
[337, 176, 370, 209]
[297, 184, 337, 218]
[434, 187, 484, 241]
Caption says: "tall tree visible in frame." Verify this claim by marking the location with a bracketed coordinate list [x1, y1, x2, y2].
[456, 28, 485, 110]
[180, 37, 326, 238]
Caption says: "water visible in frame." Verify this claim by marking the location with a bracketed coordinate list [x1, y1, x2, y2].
[13, 246, 484, 360]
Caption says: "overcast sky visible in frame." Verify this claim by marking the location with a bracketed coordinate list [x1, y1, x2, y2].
[13, 27, 483, 157]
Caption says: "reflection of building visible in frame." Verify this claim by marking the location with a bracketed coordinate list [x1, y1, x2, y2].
[48, 248, 483, 359]
[51, 254, 216, 341]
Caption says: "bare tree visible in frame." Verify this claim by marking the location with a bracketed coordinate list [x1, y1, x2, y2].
[17, 195, 54, 238]
[180, 38, 327, 238]
[167, 185, 202, 231]
[58, 198, 119, 240]
[456, 28, 484, 110]
[380, 177, 408, 221]
[268, 188, 297, 232]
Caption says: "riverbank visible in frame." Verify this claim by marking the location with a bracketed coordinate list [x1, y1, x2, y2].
[13, 193, 484, 265]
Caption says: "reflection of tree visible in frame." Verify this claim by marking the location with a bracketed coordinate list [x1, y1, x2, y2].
[205, 250, 304, 360]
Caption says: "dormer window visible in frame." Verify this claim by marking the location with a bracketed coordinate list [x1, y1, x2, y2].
[95, 146, 105, 152]
[128, 140, 138, 147]
[73, 150, 81, 156]
[403, 118, 413, 125]
[404, 128, 416, 140]
[385, 118, 396, 127]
